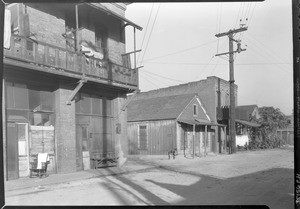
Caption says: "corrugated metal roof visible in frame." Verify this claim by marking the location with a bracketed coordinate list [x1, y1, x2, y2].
[236, 119, 260, 127]
[128, 94, 199, 122]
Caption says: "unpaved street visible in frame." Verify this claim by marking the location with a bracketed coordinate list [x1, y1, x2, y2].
[5, 148, 294, 208]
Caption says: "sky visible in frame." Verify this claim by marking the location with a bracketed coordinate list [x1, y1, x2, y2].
[124, 0, 293, 115]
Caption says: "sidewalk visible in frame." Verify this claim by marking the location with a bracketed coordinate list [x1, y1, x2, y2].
[5, 158, 157, 192]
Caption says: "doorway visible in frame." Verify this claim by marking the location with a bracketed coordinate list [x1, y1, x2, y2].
[7, 122, 29, 180]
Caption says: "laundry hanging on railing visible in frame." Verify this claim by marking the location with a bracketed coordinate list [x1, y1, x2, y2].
[80, 45, 104, 60]
[4, 9, 11, 49]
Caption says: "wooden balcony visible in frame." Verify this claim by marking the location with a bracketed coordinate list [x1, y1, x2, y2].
[3, 34, 138, 89]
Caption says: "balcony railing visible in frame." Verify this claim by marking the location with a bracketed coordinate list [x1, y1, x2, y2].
[3, 34, 138, 88]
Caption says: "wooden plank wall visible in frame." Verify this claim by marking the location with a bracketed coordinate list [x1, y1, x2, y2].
[128, 120, 177, 155]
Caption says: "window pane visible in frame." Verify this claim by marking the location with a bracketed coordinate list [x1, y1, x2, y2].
[14, 84, 29, 109]
[30, 113, 54, 126]
[41, 91, 54, 111]
[29, 89, 40, 111]
[6, 83, 14, 108]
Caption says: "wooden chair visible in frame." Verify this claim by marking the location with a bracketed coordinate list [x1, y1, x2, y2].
[30, 153, 50, 178]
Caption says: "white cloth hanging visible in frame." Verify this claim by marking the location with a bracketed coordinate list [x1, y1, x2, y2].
[4, 9, 11, 49]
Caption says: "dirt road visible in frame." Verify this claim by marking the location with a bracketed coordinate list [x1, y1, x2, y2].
[5, 148, 294, 208]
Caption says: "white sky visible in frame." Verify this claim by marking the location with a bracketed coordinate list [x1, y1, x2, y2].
[125, 0, 293, 115]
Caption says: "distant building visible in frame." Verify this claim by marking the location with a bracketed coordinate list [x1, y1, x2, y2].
[128, 76, 236, 154]
[3, 3, 141, 180]
[217, 105, 261, 147]
[127, 94, 225, 156]
[277, 115, 294, 145]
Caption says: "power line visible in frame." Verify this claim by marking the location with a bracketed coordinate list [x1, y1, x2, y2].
[143, 39, 217, 62]
[244, 38, 291, 74]
[235, 3, 243, 28]
[139, 3, 161, 65]
[216, 3, 222, 54]
[142, 71, 172, 86]
[247, 32, 290, 64]
[137, 3, 155, 64]
[141, 61, 292, 66]
[140, 73, 161, 89]
[195, 56, 215, 81]
[247, 3, 257, 28]
[143, 69, 186, 83]
[244, 34, 291, 69]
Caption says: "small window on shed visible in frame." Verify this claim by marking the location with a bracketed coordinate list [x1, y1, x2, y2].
[139, 125, 148, 150]
[193, 104, 198, 116]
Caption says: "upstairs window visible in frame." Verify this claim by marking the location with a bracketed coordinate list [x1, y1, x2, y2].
[193, 104, 198, 116]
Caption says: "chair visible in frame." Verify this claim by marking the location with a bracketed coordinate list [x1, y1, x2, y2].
[30, 153, 50, 178]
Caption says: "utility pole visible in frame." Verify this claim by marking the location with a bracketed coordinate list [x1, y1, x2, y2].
[215, 27, 247, 154]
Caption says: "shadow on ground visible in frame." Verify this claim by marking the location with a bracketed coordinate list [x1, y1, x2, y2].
[93, 162, 294, 208]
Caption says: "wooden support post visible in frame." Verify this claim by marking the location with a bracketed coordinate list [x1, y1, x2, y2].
[204, 125, 207, 157]
[66, 79, 87, 105]
[193, 124, 195, 159]
[224, 126, 227, 154]
[75, 4, 79, 52]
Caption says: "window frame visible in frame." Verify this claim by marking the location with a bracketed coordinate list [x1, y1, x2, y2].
[193, 104, 198, 116]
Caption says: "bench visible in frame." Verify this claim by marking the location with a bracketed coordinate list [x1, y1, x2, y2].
[90, 153, 118, 169]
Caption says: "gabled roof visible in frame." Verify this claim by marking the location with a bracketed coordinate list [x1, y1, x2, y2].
[128, 94, 202, 122]
[236, 105, 258, 120]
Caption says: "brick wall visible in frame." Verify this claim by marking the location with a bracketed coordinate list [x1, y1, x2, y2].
[25, 3, 127, 65]
[25, 4, 66, 48]
[55, 87, 76, 173]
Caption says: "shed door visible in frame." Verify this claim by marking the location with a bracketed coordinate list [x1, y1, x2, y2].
[7, 122, 19, 180]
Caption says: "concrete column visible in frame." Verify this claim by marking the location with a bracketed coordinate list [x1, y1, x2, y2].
[113, 96, 128, 167]
[55, 87, 76, 173]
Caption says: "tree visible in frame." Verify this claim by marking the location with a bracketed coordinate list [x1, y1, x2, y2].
[249, 106, 289, 149]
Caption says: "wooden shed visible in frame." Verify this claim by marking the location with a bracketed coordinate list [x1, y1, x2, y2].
[127, 94, 225, 156]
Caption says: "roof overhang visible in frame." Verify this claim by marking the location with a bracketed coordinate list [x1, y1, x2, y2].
[87, 3, 143, 31]
[178, 119, 226, 126]
[236, 119, 260, 127]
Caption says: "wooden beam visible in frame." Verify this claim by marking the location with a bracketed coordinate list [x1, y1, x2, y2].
[66, 78, 87, 105]
[121, 49, 141, 57]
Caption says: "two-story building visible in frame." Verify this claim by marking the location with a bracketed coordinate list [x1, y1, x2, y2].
[3, 3, 142, 180]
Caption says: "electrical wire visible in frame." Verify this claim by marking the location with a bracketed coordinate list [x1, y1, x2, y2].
[137, 4, 155, 64]
[139, 3, 161, 65]
[247, 3, 257, 29]
[235, 3, 243, 28]
[143, 39, 217, 62]
[241, 38, 291, 74]
[247, 32, 290, 64]
[143, 69, 186, 83]
[140, 73, 161, 89]
[142, 71, 172, 86]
